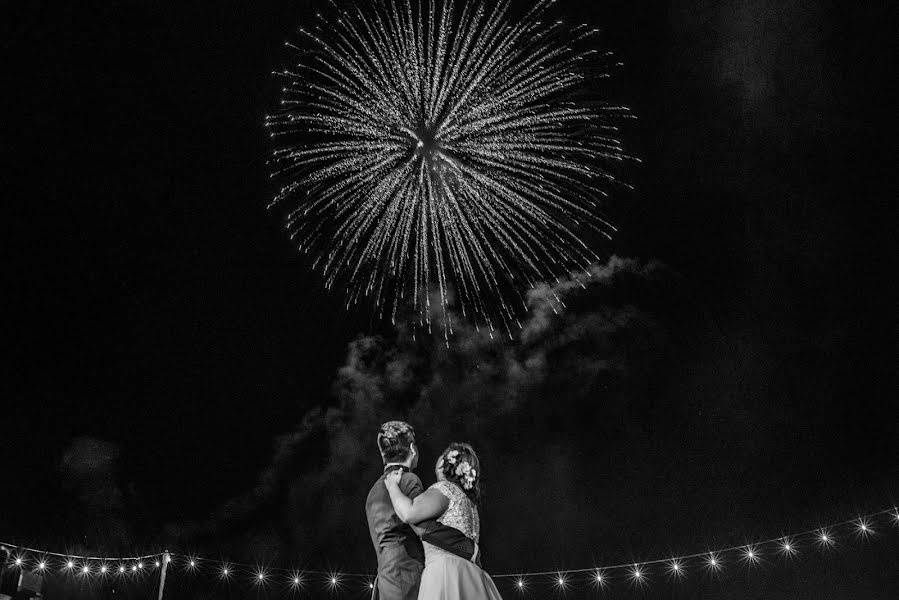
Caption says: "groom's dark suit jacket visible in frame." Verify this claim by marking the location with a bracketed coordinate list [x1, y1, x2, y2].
[366, 465, 479, 600]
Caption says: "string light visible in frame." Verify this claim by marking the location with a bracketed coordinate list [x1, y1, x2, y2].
[741, 545, 761, 566]
[327, 572, 344, 590]
[667, 559, 684, 577]
[1, 506, 894, 595]
[184, 555, 200, 574]
[290, 572, 304, 589]
[705, 552, 723, 573]
[779, 537, 797, 556]
[854, 518, 873, 539]
[629, 564, 647, 586]
[816, 529, 835, 549]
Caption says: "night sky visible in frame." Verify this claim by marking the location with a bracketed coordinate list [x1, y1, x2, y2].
[4, 1, 896, 599]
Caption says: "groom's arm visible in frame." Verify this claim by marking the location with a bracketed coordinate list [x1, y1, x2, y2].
[400, 472, 424, 501]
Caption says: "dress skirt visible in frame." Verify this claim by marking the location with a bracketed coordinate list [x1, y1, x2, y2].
[418, 546, 503, 600]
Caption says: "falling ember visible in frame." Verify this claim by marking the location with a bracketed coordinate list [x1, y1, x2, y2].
[268, 0, 631, 336]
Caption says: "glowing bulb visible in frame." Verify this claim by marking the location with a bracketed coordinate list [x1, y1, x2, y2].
[101, 566, 108, 573]
[82, 566, 90, 574]
[138, 562, 143, 569]
[67, 561, 74, 569]
[518, 578, 526, 588]
[222, 568, 229, 575]
[119, 566, 125, 573]
[131, 565, 137, 572]
[14, 558, 22, 566]
[779, 537, 797, 556]
[38, 562, 46, 570]
[368, 582, 374, 589]
[155, 561, 160, 567]
[331, 577, 337, 585]
[258, 573, 265, 580]
[557, 576, 565, 587]
[190, 560, 196, 567]
[295, 577, 301, 584]
[856, 518, 873, 537]
[633, 568, 643, 580]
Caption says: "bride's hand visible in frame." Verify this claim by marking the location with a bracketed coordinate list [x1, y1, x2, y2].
[384, 468, 403, 489]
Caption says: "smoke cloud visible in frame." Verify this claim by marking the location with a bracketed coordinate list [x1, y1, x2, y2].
[59, 436, 133, 551]
[170, 256, 701, 565]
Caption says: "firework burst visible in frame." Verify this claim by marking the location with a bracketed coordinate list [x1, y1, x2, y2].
[267, 0, 631, 337]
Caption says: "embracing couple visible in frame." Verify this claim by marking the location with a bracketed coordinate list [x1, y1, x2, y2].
[365, 421, 503, 600]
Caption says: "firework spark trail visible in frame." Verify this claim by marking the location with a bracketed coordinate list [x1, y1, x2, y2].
[267, 0, 632, 339]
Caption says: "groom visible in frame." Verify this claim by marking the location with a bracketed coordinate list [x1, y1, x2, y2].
[365, 421, 478, 599]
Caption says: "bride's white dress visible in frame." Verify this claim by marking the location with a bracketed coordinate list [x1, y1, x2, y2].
[417, 481, 503, 600]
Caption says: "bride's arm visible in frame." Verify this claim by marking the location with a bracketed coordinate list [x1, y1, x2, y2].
[385, 472, 449, 524]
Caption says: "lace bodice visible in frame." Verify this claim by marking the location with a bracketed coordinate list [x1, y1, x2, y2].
[430, 480, 480, 542]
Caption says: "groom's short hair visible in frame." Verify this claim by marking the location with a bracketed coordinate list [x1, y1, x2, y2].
[378, 421, 416, 463]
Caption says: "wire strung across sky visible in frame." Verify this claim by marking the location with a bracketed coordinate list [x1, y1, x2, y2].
[3, 506, 897, 594]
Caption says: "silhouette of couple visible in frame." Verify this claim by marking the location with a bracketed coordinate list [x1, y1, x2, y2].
[365, 421, 503, 600]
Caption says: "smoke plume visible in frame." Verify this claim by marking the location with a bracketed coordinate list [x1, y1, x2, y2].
[170, 256, 697, 564]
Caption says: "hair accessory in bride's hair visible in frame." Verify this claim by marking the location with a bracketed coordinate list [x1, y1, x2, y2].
[455, 460, 477, 490]
[439, 443, 481, 503]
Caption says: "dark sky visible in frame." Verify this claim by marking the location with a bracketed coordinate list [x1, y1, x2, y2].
[4, 1, 896, 599]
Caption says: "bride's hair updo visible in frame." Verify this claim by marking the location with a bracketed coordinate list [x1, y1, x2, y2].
[439, 442, 481, 505]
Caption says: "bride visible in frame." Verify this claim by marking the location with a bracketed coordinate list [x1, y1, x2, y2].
[385, 442, 503, 600]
